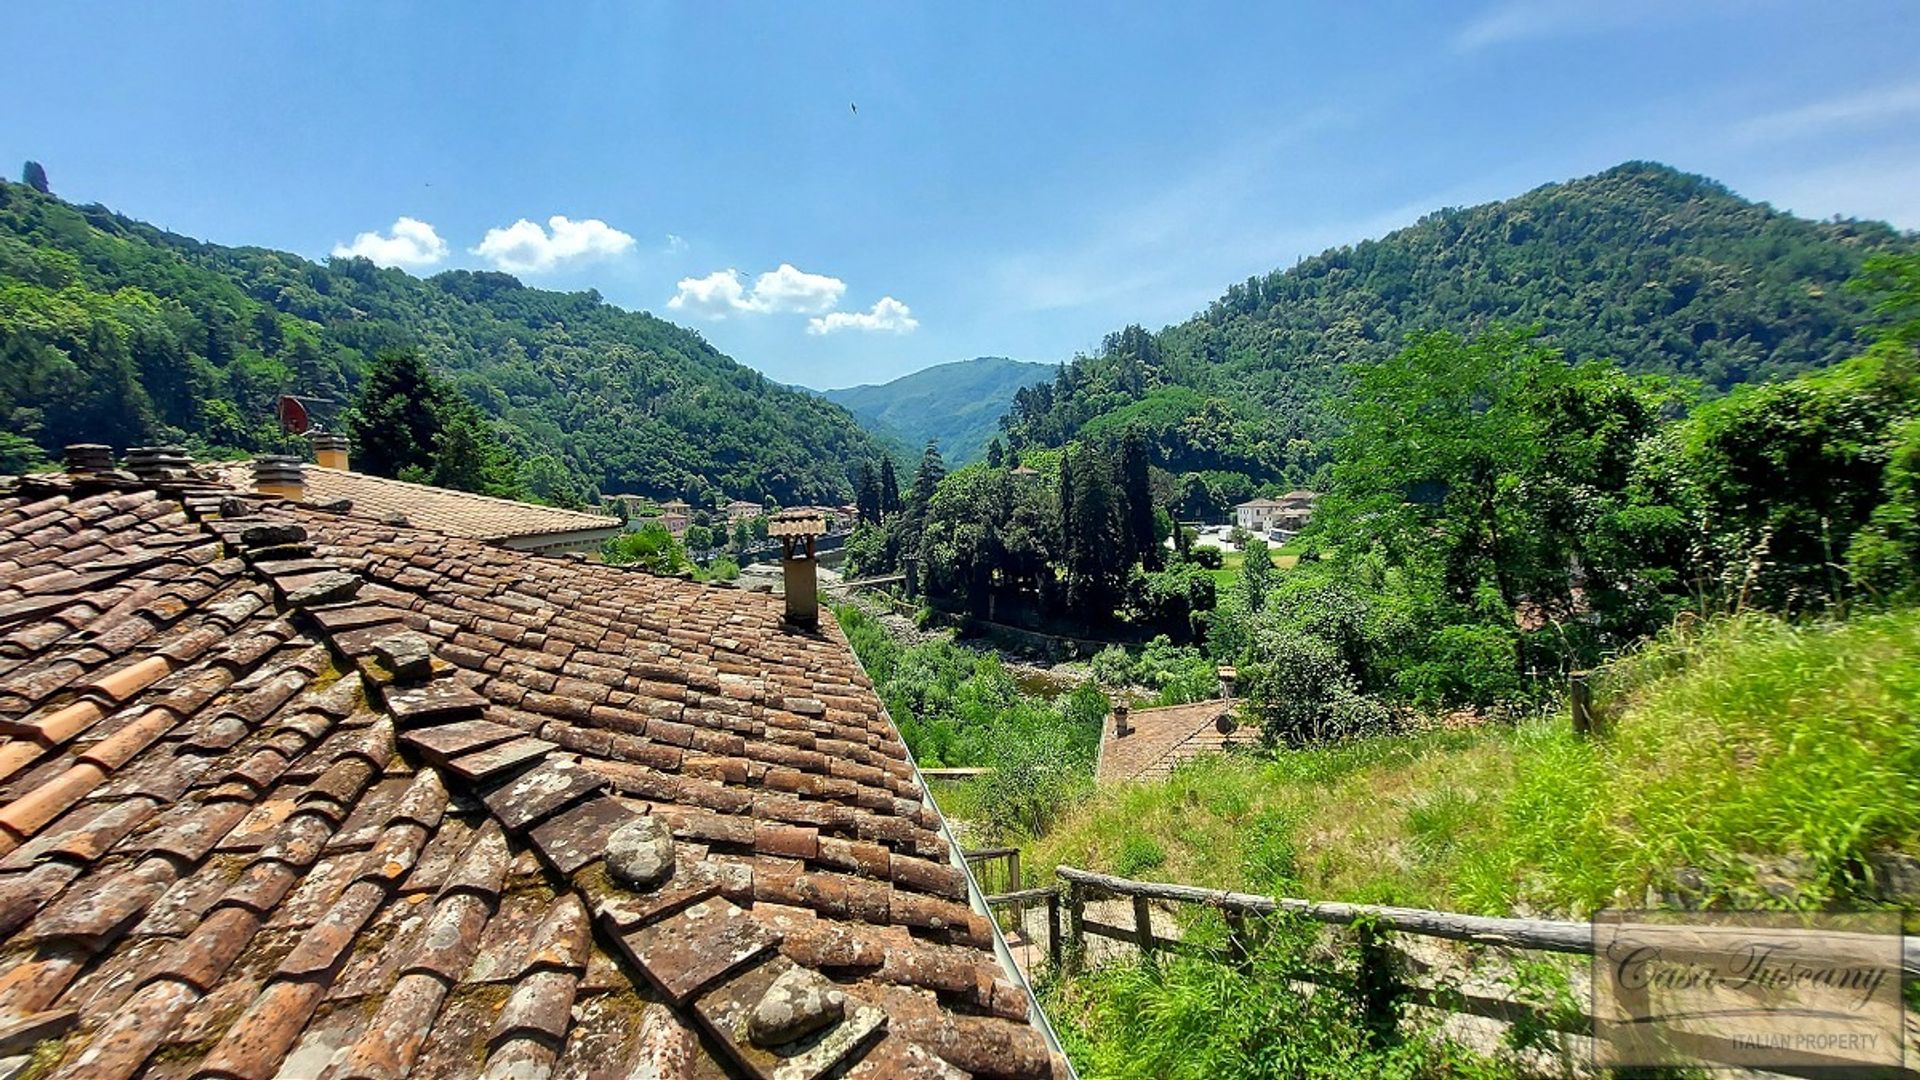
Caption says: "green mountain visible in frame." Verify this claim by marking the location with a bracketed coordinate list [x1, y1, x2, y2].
[822, 356, 1051, 465]
[1000, 161, 1918, 502]
[0, 179, 882, 503]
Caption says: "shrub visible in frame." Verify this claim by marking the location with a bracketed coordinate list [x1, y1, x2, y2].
[1113, 835, 1166, 877]
[1240, 625, 1390, 744]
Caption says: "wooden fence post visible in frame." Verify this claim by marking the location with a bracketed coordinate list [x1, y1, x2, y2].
[1569, 671, 1593, 735]
[1063, 879, 1086, 974]
[1047, 890, 1062, 972]
[1354, 924, 1402, 1047]
[1133, 895, 1155, 958]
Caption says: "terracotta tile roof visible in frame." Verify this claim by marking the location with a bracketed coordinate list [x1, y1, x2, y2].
[217, 463, 621, 547]
[0, 473, 1060, 1080]
[1094, 699, 1249, 784]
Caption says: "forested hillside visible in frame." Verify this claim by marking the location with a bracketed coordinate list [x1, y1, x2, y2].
[823, 356, 1051, 466]
[1001, 162, 1917, 511]
[0, 178, 880, 503]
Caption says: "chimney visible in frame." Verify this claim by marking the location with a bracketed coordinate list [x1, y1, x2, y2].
[253, 455, 305, 500]
[63, 444, 113, 475]
[124, 445, 191, 482]
[769, 510, 827, 628]
[1112, 699, 1132, 738]
[311, 432, 350, 472]
[1217, 665, 1237, 700]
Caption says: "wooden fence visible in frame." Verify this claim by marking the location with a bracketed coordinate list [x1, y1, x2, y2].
[1013, 866, 1920, 1078]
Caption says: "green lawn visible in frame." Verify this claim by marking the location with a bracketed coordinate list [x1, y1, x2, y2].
[1206, 547, 1299, 589]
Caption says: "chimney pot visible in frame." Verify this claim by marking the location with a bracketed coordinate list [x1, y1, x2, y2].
[311, 432, 350, 472]
[1113, 700, 1132, 738]
[64, 444, 114, 475]
[253, 455, 305, 500]
[1217, 665, 1238, 700]
[768, 510, 827, 628]
[125, 445, 192, 481]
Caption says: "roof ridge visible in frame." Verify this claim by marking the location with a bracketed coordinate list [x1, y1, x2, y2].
[301, 465, 613, 525]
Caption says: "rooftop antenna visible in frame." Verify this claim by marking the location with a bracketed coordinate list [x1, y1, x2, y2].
[277, 394, 340, 435]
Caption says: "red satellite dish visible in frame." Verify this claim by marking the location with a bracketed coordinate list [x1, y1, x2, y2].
[278, 395, 311, 435]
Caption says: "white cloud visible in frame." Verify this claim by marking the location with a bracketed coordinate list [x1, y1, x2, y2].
[747, 264, 846, 313]
[664, 233, 689, 254]
[1732, 80, 1920, 145]
[472, 214, 635, 273]
[1450, 0, 1720, 52]
[666, 263, 848, 318]
[331, 216, 448, 269]
[666, 269, 757, 318]
[807, 296, 919, 336]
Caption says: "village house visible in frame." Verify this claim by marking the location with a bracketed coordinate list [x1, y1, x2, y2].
[1232, 490, 1318, 536]
[724, 500, 766, 525]
[0, 444, 1064, 1080]
[1095, 667, 1248, 784]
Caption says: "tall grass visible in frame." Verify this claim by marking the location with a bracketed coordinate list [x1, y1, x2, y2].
[1045, 914, 1519, 1079]
[1034, 609, 1920, 919]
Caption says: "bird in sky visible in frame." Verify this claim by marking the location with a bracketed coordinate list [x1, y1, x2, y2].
[850, 102, 857, 115]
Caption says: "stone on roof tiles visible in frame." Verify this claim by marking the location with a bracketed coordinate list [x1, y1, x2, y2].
[525, 794, 643, 876]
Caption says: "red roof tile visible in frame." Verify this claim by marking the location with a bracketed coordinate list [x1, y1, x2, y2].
[1095, 699, 1251, 784]
[0, 473, 1062, 1080]
[217, 463, 621, 548]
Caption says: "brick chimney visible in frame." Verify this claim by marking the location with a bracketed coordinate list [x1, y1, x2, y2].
[1112, 699, 1132, 738]
[63, 444, 113, 475]
[768, 510, 828, 628]
[1217, 665, 1237, 699]
[253, 455, 305, 500]
[311, 432, 349, 472]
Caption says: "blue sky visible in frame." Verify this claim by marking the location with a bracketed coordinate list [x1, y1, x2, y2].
[8, 2, 1919, 389]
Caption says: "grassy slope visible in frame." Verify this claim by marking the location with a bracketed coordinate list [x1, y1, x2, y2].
[1032, 610, 1920, 921]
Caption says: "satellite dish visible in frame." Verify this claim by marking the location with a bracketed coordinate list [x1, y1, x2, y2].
[279, 395, 311, 435]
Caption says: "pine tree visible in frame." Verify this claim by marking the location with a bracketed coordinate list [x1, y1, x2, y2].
[986, 439, 1005, 469]
[349, 349, 441, 479]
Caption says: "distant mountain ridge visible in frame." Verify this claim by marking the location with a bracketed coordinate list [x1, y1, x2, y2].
[1000, 161, 1919, 496]
[0, 178, 882, 503]
[822, 356, 1052, 465]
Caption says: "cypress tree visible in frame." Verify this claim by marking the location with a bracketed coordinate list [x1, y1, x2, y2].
[879, 457, 902, 516]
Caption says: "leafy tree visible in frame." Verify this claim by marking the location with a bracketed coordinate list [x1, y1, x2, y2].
[522, 453, 587, 508]
[602, 522, 688, 575]
[20, 162, 47, 194]
[683, 523, 715, 558]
